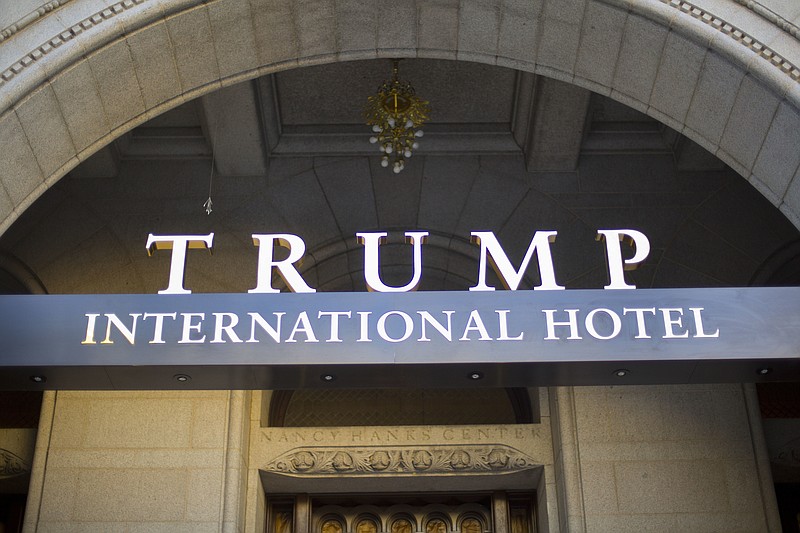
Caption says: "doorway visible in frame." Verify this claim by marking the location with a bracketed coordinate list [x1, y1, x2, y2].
[266, 492, 536, 533]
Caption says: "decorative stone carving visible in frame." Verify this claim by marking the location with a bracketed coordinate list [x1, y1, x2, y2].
[264, 445, 538, 476]
[772, 437, 800, 467]
[322, 519, 343, 533]
[0, 0, 75, 43]
[392, 519, 413, 533]
[0, 448, 29, 478]
[427, 519, 447, 533]
[357, 519, 378, 533]
[0, 0, 148, 88]
[461, 518, 482, 533]
[656, 0, 800, 81]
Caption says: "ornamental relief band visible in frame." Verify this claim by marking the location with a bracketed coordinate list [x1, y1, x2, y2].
[0, 448, 29, 478]
[263, 445, 538, 476]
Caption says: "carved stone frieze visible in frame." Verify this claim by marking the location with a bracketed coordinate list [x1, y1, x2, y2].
[0, 448, 29, 478]
[263, 445, 538, 476]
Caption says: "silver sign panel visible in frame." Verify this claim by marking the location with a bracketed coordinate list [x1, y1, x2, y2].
[0, 287, 798, 389]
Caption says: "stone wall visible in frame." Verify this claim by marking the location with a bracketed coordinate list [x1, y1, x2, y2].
[25, 390, 237, 532]
[559, 384, 778, 532]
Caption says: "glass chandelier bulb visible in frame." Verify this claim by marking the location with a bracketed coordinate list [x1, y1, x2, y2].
[381, 156, 389, 167]
[393, 164, 402, 174]
[415, 130, 424, 137]
[385, 144, 393, 154]
[404, 149, 412, 157]
[388, 117, 396, 127]
[369, 136, 378, 144]
[405, 119, 413, 128]
[372, 125, 381, 133]
[379, 144, 386, 152]
[412, 142, 419, 149]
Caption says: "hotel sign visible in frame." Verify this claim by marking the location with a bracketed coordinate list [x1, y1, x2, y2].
[143, 229, 652, 294]
[0, 229, 799, 390]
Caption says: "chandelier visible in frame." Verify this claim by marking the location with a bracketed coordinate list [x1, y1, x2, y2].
[364, 59, 430, 173]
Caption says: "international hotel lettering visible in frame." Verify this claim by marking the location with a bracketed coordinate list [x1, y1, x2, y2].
[80, 229, 719, 346]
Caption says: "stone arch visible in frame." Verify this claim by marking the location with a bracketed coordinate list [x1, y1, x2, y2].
[1, 0, 799, 236]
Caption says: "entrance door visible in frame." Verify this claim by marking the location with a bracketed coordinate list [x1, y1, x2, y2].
[266, 492, 536, 533]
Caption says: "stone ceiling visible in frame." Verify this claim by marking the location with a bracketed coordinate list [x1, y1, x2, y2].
[75, 59, 720, 180]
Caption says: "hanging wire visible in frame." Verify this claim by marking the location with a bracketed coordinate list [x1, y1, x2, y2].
[204, 119, 219, 215]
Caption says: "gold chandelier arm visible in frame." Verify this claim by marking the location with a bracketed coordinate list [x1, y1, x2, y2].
[365, 59, 429, 174]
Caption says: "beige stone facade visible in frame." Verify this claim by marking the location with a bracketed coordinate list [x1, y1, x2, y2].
[2, 0, 800, 532]
[13, 385, 781, 532]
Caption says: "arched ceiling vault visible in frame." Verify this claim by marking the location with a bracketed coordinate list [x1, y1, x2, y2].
[1, 0, 800, 238]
